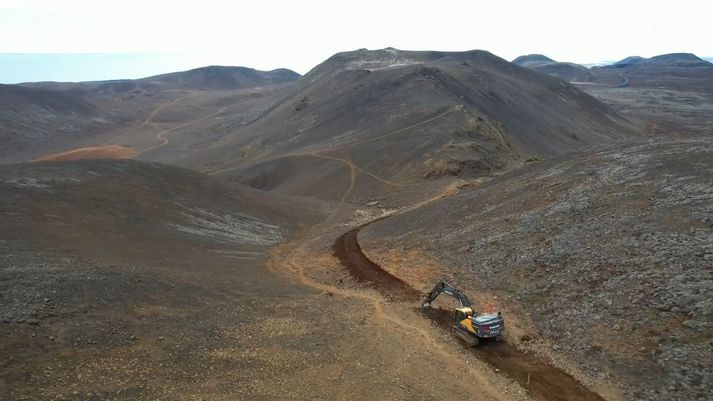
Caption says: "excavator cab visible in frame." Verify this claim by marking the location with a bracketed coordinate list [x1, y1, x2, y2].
[454, 307, 472, 324]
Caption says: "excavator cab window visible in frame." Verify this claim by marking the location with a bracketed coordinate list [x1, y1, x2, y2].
[454, 309, 469, 324]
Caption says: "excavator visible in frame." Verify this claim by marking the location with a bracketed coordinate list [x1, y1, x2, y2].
[422, 280, 504, 346]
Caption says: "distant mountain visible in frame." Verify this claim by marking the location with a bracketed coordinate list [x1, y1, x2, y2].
[84, 66, 301, 94]
[607, 53, 712, 69]
[611, 56, 646, 68]
[646, 53, 712, 67]
[186, 48, 637, 201]
[512, 54, 593, 82]
[20, 66, 301, 94]
[137, 66, 301, 90]
[511, 54, 555, 67]
[591, 53, 713, 91]
[2, 65, 300, 163]
[516, 52, 713, 92]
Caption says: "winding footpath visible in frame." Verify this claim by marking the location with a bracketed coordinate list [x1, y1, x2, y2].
[615, 73, 629, 88]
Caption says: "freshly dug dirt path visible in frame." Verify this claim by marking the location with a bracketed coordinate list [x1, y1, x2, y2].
[334, 226, 605, 401]
[333, 228, 420, 302]
[421, 307, 605, 401]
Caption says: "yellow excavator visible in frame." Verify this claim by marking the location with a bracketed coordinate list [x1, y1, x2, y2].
[422, 280, 504, 346]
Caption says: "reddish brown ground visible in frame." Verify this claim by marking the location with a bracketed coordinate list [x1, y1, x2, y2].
[333, 225, 606, 401]
[34, 145, 136, 161]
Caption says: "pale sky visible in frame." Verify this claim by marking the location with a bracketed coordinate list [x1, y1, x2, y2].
[1, 0, 712, 83]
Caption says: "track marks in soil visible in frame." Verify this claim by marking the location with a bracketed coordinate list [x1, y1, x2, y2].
[207, 105, 459, 176]
[305, 153, 407, 188]
[320, 106, 460, 152]
[324, 153, 357, 222]
[103, 93, 194, 147]
[135, 94, 193, 131]
[134, 106, 227, 157]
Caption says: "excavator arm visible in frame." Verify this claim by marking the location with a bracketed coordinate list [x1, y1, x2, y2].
[422, 280, 472, 309]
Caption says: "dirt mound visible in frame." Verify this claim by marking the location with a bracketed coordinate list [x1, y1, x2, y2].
[34, 144, 136, 161]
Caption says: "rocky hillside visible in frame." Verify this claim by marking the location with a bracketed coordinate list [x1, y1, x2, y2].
[144, 66, 299, 89]
[187, 48, 637, 201]
[0, 159, 334, 400]
[1, 66, 300, 163]
[0, 159, 528, 401]
[93, 66, 301, 93]
[361, 138, 713, 401]
[0, 84, 113, 162]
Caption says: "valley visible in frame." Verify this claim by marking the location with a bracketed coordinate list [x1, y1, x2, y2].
[1, 48, 711, 401]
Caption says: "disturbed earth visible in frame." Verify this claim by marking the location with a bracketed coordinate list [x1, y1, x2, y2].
[2, 48, 712, 401]
[361, 139, 713, 401]
[333, 226, 605, 401]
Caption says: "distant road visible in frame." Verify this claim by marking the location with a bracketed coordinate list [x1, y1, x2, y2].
[615, 72, 629, 88]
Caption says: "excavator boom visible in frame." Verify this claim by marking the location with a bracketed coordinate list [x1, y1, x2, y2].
[422, 280, 472, 309]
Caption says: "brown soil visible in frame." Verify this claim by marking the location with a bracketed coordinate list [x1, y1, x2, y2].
[333, 225, 605, 401]
[332, 228, 420, 302]
[34, 144, 136, 161]
[421, 307, 605, 401]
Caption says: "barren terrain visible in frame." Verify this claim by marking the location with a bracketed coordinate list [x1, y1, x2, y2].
[361, 139, 713, 401]
[2, 48, 712, 401]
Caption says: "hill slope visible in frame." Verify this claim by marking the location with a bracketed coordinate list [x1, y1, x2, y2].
[511, 54, 555, 67]
[87, 66, 301, 93]
[1, 66, 301, 163]
[360, 138, 713, 401]
[0, 159, 523, 400]
[139, 66, 300, 90]
[184, 48, 637, 201]
[0, 84, 112, 161]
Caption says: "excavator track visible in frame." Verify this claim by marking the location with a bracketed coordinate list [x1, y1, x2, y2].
[453, 325, 479, 347]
